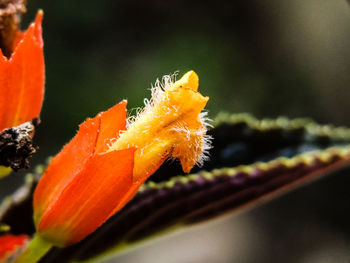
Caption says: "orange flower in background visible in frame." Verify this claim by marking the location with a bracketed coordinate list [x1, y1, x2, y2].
[0, 11, 45, 132]
[0, 234, 29, 261]
[33, 71, 210, 247]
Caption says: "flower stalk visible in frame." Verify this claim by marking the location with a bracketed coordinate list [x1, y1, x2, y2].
[14, 235, 52, 263]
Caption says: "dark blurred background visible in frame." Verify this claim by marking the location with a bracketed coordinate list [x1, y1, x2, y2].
[2, 0, 350, 262]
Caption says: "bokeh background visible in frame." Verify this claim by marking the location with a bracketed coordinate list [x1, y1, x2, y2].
[2, 0, 350, 262]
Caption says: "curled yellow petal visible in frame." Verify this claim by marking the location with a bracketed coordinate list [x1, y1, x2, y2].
[109, 71, 211, 182]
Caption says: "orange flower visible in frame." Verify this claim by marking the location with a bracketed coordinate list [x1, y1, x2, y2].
[0, 234, 29, 261]
[33, 71, 210, 247]
[0, 11, 45, 132]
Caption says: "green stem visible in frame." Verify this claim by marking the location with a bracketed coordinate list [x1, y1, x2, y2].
[15, 234, 53, 263]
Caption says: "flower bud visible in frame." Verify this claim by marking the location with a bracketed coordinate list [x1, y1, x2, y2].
[33, 71, 210, 246]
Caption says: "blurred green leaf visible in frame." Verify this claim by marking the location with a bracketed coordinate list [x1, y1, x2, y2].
[1, 113, 350, 263]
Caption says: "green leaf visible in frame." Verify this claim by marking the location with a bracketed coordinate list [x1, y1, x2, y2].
[0, 166, 12, 179]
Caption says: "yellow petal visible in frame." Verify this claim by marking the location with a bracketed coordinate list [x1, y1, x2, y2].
[110, 71, 210, 182]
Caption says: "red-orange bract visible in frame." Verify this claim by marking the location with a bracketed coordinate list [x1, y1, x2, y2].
[0, 234, 29, 261]
[34, 101, 135, 246]
[0, 11, 45, 132]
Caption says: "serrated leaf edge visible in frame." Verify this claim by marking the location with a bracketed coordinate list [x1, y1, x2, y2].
[140, 145, 350, 192]
[213, 113, 350, 141]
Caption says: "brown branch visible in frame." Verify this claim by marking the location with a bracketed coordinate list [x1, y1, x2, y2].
[0, 118, 39, 170]
[0, 0, 26, 58]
